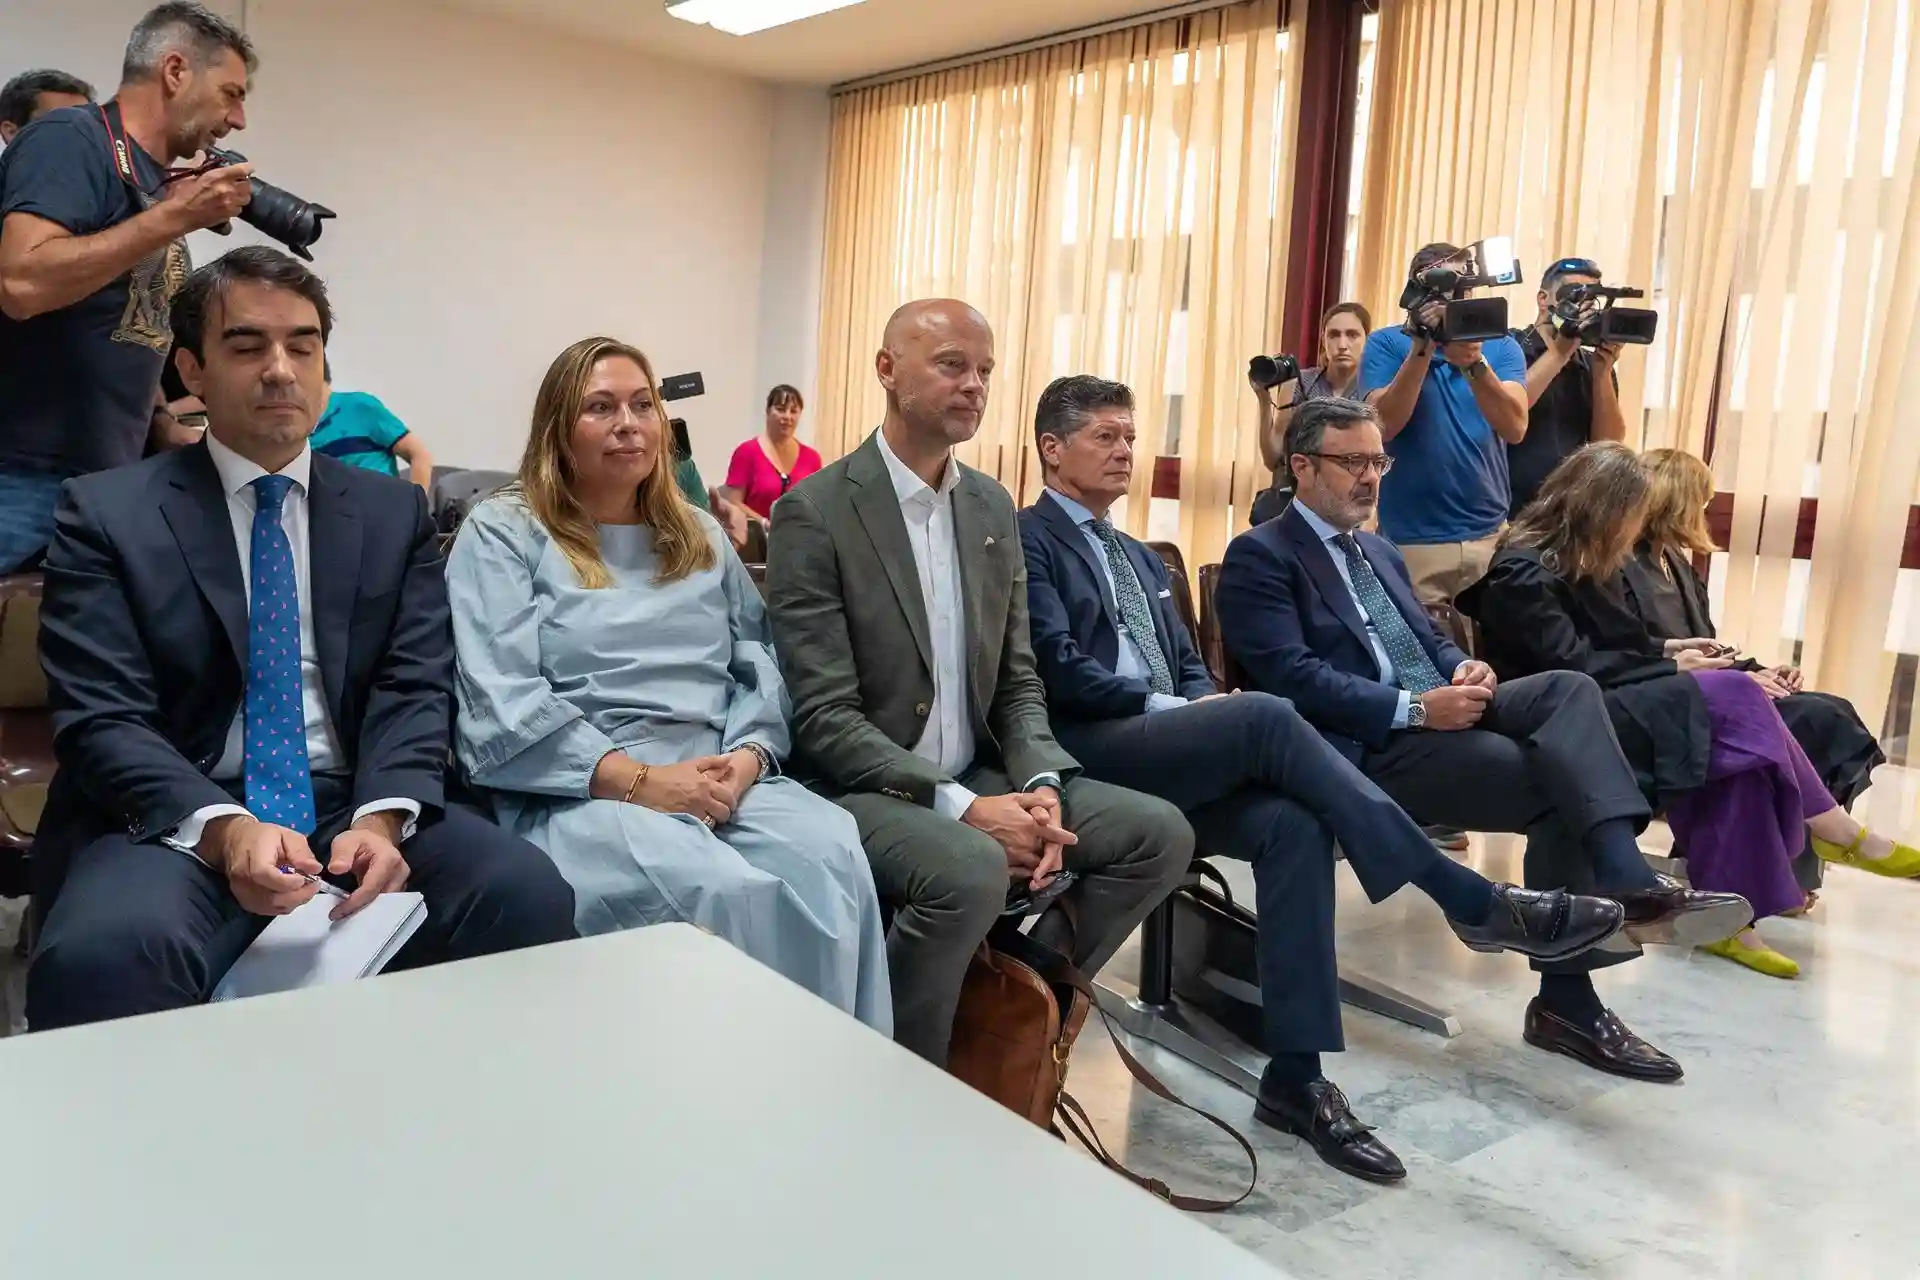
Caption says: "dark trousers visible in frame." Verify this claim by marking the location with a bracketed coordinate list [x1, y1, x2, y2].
[1362, 670, 1651, 975]
[836, 766, 1191, 1067]
[28, 775, 577, 1031]
[1060, 691, 1443, 1055]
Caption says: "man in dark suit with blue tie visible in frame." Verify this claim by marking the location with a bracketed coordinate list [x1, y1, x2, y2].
[27, 247, 576, 1029]
[1019, 375, 1629, 1184]
[1215, 395, 1750, 1094]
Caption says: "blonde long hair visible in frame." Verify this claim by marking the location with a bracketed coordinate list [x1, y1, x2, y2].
[1640, 447, 1719, 560]
[1501, 441, 1652, 582]
[511, 336, 715, 589]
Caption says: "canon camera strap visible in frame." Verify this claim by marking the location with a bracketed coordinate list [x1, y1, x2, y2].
[98, 101, 150, 201]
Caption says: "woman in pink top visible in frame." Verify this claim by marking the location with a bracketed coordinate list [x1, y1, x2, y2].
[723, 385, 823, 519]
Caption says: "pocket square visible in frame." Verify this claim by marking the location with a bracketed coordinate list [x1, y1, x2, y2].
[1158, 589, 1172, 598]
[984, 536, 996, 546]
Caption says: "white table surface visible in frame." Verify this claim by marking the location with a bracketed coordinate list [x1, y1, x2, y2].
[0, 924, 1284, 1279]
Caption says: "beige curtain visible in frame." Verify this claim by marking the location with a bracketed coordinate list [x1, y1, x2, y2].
[1358, 0, 1920, 762]
[816, 0, 1306, 565]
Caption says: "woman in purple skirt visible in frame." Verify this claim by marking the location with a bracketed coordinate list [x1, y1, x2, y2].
[1459, 444, 1920, 978]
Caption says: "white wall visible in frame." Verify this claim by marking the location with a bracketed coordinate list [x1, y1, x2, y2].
[753, 84, 831, 445]
[1, 0, 824, 486]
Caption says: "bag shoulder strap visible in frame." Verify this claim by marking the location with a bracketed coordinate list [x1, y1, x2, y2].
[1050, 960, 1258, 1213]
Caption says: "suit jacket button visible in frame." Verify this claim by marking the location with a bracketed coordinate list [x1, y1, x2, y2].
[914, 703, 930, 717]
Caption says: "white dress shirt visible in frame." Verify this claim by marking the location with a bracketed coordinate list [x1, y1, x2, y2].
[1042, 488, 1185, 714]
[167, 433, 418, 853]
[874, 431, 1059, 819]
[1291, 501, 1415, 729]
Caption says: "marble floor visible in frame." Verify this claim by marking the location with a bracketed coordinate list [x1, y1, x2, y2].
[1063, 777, 1920, 1280]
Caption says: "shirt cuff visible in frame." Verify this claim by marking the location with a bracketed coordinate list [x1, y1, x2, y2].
[1145, 693, 1189, 714]
[933, 782, 978, 821]
[1392, 690, 1412, 730]
[1023, 772, 1063, 795]
[351, 799, 422, 843]
[164, 804, 254, 859]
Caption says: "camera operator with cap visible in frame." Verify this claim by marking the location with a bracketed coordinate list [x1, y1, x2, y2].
[1358, 241, 1529, 608]
[1250, 302, 1371, 526]
[0, 2, 256, 573]
[0, 70, 96, 147]
[1506, 256, 1629, 515]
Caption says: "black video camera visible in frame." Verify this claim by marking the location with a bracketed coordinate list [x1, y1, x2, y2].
[203, 147, 336, 261]
[1247, 352, 1302, 391]
[1550, 283, 1659, 346]
[1399, 236, 1524, 343]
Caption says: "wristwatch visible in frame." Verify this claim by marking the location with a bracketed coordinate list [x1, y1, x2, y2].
[1406, 698, 1428, 730]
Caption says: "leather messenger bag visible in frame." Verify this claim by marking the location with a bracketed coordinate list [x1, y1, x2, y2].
[946, 917, 1258, 1213]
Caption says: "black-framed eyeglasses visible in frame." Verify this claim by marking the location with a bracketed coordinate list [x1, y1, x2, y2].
[1306, 452, 1394, 477]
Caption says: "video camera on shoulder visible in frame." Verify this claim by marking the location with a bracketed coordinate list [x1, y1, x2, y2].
[1549, 281, 1659, 346]
[1399, 236, 1523, 343]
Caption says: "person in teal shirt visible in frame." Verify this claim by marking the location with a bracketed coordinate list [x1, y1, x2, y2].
[311, 361, 434, 491]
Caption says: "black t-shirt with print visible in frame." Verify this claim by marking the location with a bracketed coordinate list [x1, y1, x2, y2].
[0, 104, 188, 477]
[1506, 324, 1617, 516]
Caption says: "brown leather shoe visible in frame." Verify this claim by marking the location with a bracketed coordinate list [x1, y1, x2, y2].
[1254, 1079, 1407, 1184]
[1610, 874, 1753, 948]
[1522, 999, 1684, 1082]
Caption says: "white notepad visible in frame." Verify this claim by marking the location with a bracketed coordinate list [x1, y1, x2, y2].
[212, 892, 428, 1002]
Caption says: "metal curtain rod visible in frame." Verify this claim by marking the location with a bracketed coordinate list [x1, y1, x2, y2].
[832, 0, 1252, 94]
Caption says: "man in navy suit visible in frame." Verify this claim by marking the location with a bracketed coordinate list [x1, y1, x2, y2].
[28, 247, 576, 1029]
[1216, 395, 1750, 1093]
[1019, 374, 1627, 1184]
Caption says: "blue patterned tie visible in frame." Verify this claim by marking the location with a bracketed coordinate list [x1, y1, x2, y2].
[244, 475, 316, 834]
[1089, 517, 1175, 695]
[1331, 533, 1447, 695]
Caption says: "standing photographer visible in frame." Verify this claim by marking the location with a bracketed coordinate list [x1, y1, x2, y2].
[1360, 242, 1528, 608]
[1250, 302, 1370, 526]
[1506, 256, 1629, 515]
[0, 2, 255, 572]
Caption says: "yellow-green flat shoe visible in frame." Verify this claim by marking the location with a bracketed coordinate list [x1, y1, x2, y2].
[1699, 935, 1800, 979]
[1812, 830, 1920, 879]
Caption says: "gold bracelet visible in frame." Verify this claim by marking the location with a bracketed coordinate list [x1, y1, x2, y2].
[621, 763, 650, 804]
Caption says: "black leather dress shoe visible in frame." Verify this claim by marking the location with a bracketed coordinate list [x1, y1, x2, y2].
[1448, 884, 1624, 963]
[1254, 1079, 1406, 1184]
[1523, 999, 1684, 1082]
[1609, 874, 1753, 948]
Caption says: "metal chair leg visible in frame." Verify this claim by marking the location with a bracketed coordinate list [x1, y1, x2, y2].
[1336, 968, 1463, 1038]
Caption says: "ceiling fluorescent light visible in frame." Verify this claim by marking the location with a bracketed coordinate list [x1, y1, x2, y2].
[666, 0, 867, 37]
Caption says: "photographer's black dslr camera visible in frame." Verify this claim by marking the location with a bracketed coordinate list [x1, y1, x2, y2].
[202, 147, 335, 261]
[1247, 352, 1302, 390]
[1550, 283, 1659, 346]
[1399, 237, 1523, 343]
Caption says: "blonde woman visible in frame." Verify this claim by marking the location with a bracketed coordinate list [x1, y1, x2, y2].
[1626, 449, 1887, 910]
[1460, 443, 1918, 978]
[447, 337, 889, 1030]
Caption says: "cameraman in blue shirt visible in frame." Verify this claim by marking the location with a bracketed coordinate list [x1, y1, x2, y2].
[1359, 242, 1530, 607]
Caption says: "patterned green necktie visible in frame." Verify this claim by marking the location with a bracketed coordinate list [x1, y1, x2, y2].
[1332, 533, 1446, 694]
[1090, 517, 1175, 696]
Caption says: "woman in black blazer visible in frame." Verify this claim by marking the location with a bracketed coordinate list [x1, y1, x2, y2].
[1627, 448, 1885, 909]
[1459, 443, 1918, 979]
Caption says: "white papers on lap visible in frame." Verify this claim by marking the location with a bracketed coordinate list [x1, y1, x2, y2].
[212, 893, 427, 1002]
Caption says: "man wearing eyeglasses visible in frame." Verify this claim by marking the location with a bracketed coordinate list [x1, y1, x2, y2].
[1215, 395, 1746, 1093]
[1359, 242, 1530, 608]
[1506, 256, 1629, 515]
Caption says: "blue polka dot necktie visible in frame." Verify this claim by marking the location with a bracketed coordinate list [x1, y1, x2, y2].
[1089, 516, 1175, 696]
[1331, 532, 1447, 695]
[244, 475, 316, 834]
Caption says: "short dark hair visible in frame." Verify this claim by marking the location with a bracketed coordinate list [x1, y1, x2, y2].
[1542, 256, 1602, 297]
[1410, 242, 1460, 276]
[171, 246, 332, 360]
[1284, 396, 1378, 463]
[766, 384, 804, 412]
[123, 2, 258, 84]
[1321, 300, 1372, 332]
[1034, 375, 1134, 470]
[0, 69, 96, 129]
